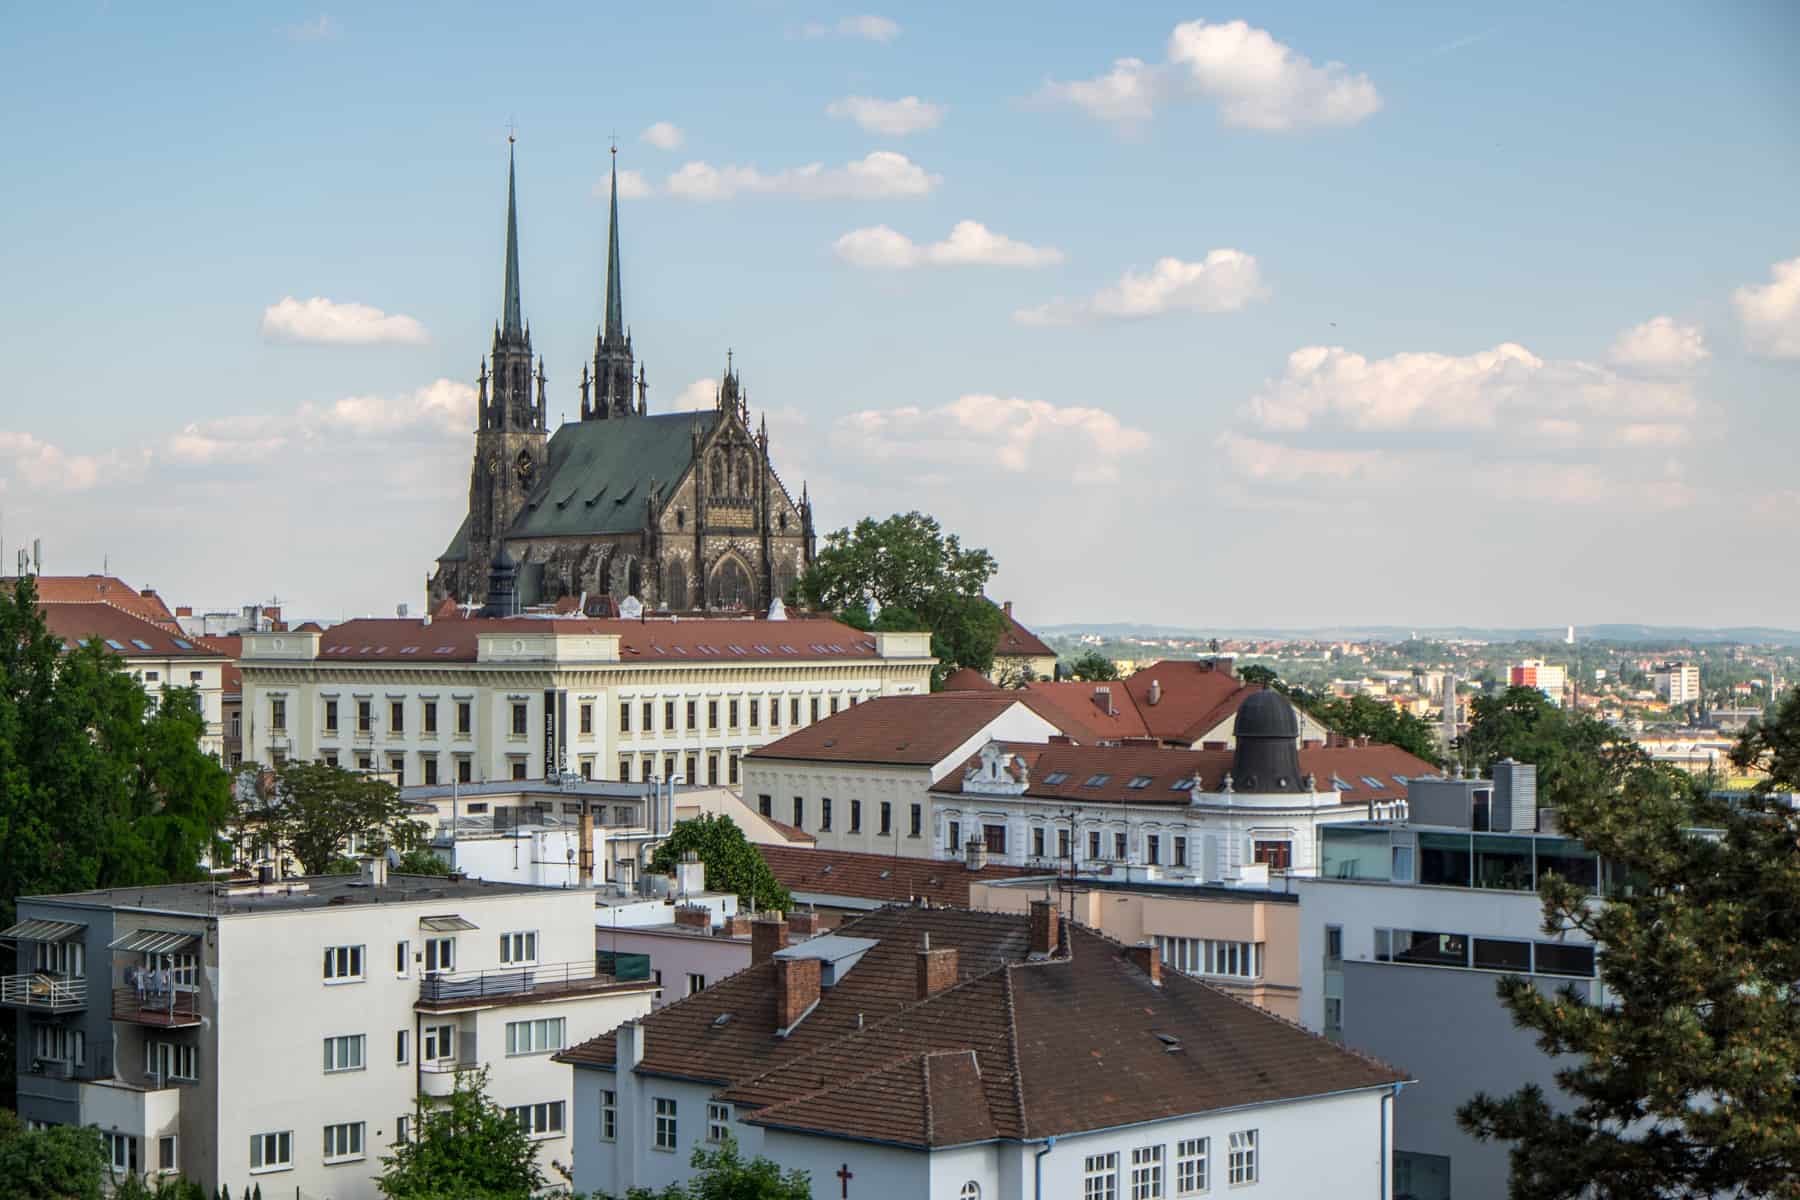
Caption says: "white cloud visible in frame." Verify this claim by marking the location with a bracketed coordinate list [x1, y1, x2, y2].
[1036, 58, 1160, 125]
[831, 394, 1150, 484]
[1609, 316, 1710, 370]
[1015, 250, 1265, 325]
[671, 379, 717, 412]
[826, 95, 945, 135]
[665, 152, 940, 201]
[295, 379, 475, 439]
[1216, 431, 1384, 484]
[1039, 20, 1379, 132]
[1733, 256, 1800, 360]
[1166, 19, 1381, 131]
[1244, 342, 1696, 436]
[616, 169, 653, 199]
[834, 221, 1064, 269]
[800, 15, 899, 42]
[640, 122, 684, 150]
[0, 432, 147, 493]
[260, 296, 429, 346]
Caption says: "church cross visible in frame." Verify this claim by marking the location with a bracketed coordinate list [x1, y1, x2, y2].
[835, 1163, 854, 1197]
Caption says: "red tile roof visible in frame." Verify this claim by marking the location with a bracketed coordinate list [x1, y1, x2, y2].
[205, 635, 243, 698]
[940, 666, 998, 692]
[558, 907, 1406, 1147]
[40, 604, 226, 659]
[993, 603, 1055, 660]
[303, 616, 901, 664]
[1023, 661, 1293, 747]
[1020, 679, 1151, 743]
[931, 740, 1435, 808]
[758, 844, 1042, 908]
[13, 575, 178, 627]
[747, 693, 1048, 767]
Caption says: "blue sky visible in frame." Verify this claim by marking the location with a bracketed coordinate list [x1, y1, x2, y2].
[3, 2, 1797, 629]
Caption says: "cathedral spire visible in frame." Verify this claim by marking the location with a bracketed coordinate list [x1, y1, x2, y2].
[603, 143, 624, 344]
[501, 135, 524, 340]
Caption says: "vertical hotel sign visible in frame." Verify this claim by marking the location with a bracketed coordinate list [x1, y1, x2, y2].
[543, 689, 566, 779]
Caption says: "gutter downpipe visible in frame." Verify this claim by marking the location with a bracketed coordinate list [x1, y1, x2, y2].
[1034, 1135, 1057, 1200]
[1380, 1081, 1406, 1198]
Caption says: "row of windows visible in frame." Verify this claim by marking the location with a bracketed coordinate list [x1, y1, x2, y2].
[319, 1016, 563, 1075]
[323, 933, 531, 984]
[1373, 928, 1596, 978]
[104, 1132, 178, 1176]
[1084, 1132, 1256, 1199]
[1153, 936, 1266, 981]
[593, 1094, 732, 1150]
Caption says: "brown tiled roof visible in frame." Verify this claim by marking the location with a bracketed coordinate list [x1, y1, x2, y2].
[747, 692, 1043, 766]
[205, 635, 243, 698]
[931, 740, 1435, 807]
[40, 605, 226, 660]
[940, 666, 998, 692]
[993, 604, 1055, 660]
[14, 575, 179, 627]
[303, 616, 898, 664]
[1025, 665, 1307, 748]
[760, 818, 815, 846]
[559, 907, 1406, 1148]
[1020, 679, 1152, 744]
[758, 844, 1042, 907]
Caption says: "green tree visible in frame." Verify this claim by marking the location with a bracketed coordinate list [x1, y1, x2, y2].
[1065, 650, 1120, 682]
[396, 846, 451, 876]
[613, 1134, 812, 1200]
[1459, 685, 1646, 810]
[0, 1109, 106, 1200]
[379, 1067, 544, 1200]
[1236, 664, 1279, 688]
[649, 815, 791, 912]
[1304, 693, 1445, 768]
[239, 760, 425, 877]
[993, 661, 1036, 689]
[795, 512, 1004, 687]
[1732, 684, 1800, 785]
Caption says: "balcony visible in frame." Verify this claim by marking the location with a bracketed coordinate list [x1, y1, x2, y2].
[417, 960, 629, 1011]
[419, 1056, 479, 1097]
[113, 987, 202, 1029]
[1, 974, 86, 1012]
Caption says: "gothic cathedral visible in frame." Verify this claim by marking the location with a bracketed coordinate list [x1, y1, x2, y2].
[429, 144, 816, 614]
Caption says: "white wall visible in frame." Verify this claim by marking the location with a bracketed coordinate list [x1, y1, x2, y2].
[596, 927, 751, 1008]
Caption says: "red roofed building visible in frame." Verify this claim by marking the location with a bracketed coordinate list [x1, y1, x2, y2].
[236, 616, 935, 786]
[13, 573, 180, 628]
[1024, 658, 1330, 749]
[557, 903, 1408, 1199]
[987, 599, 1057, 683]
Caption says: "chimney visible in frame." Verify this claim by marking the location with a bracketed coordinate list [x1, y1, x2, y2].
[1003, 600, 1013, 618]
[577, 809, 595, 886]
[1029, 899, 1060, 957]
[361, 856, 388, 888]
[673, 904, 711, 930]
[1126, 941, 1163, 986]
[1092, 686, 1116, 717]
[175, 605, 192, 617]
[787, 909, 819, 939]
[751, 913, 789, 964]
[774, 955, 821, 1034]
[964, 837, 989, 872]
[718, 913, 753, 938]
[916, 932, 959, 1000]
[1147, 679, 1162, 706]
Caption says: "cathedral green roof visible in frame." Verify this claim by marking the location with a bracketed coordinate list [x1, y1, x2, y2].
[509, 411, 718, 541]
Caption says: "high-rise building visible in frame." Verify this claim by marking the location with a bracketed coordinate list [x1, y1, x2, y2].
[1651, 661, 1701, 706]
[1508, 659, 1567, 706]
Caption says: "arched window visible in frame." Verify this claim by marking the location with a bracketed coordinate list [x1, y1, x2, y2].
[960, 1184, 981, 1200]
[707, 556, 754, 611]
[664, 563, 689, 611]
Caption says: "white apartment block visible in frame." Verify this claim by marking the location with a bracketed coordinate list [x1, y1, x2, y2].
[1651, 661, 1702, 705]
[239, 616, 932, 788]
[7, 867, 656, 1198]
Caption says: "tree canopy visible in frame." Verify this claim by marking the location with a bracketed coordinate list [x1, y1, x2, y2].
[0, 1110, 106, 1200]
[1065, 650, 1120, 682]
[235, 759, 425, 877]
[794, 512, 1003, 687]
[1228, 663, 1444, 767]
[1459, 685, 1647, 810]
[1456, 689, 1800, 1198]
[379, 1067, 544, 1200]
[649, 815, 791, 912]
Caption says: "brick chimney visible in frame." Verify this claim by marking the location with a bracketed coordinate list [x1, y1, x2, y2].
[1126, 941, 1163, 987]
[774, 955, 821, 1034]
[787, 909, 819, 939]
[673, 904, 711, 930]
[1003, 600, 1013, 618]
[718, 913, 753, 937]
[916, 932, 959, 1000]
[751, 913, 788, 964]
[1029, 899, 1060, 957]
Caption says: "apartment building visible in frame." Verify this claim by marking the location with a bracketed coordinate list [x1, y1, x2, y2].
[742, 691, 1069, 858]
[5, 868, 656, 1198]
[1507, 659, 1567, 705]
[238, 615, 932, 787]
[1292, 765, 1604, 1200]
[1651, 660, 1702, 705]
[557, 903, 1410, 1199]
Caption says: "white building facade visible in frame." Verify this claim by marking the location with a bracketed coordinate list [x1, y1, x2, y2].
[7, 871, 656, 1199]
[239, 617, 932, 787]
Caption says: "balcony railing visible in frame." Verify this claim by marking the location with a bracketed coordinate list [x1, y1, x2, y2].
[1, 973, 86, 1011]
[418, 960, 614, 1007]
[112, 986, 202, 1028]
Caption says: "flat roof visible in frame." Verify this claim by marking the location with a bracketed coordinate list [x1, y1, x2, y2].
[26, 872, 568, 918]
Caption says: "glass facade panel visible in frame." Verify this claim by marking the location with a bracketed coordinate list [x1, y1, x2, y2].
[1320, 826, 1393, 881]
[1418, 832, 1472, 887]
[1392, 929, 1468, 968]
[1534, 942, 1596, 977]
[1536, 837, 1600, 893]
[1472, 835, 1534, 891]
[1472, 937, 1532, 972]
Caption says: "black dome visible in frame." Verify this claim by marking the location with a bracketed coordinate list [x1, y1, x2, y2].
[1234, 688, 1300, 739]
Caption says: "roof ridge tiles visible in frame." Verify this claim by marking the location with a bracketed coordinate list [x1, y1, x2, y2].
[1001, 963, 1029, 1140]
[746, 1047, 942, 1126]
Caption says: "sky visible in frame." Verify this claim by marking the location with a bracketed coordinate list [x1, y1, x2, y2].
[2, 2, 1797, 631]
